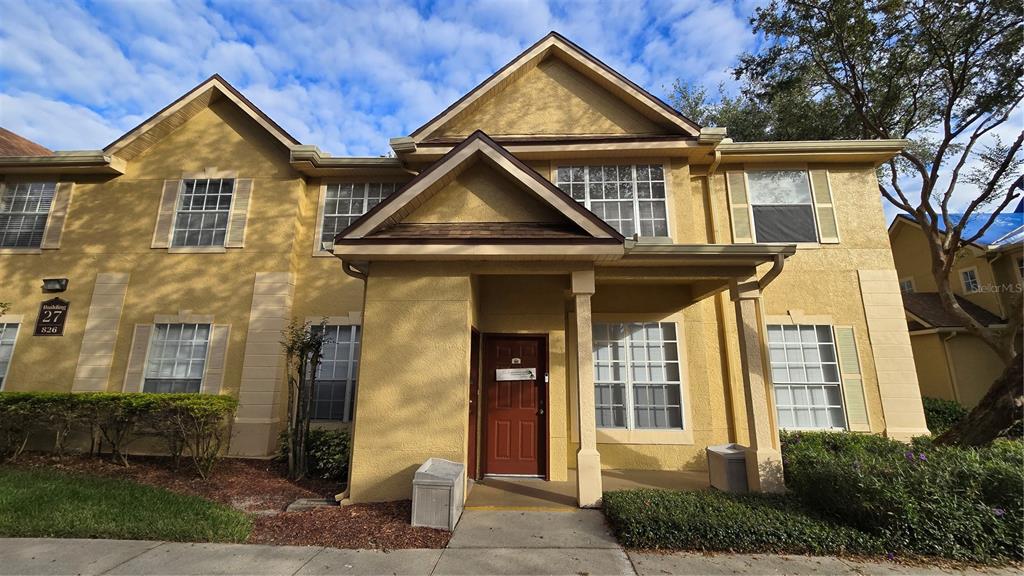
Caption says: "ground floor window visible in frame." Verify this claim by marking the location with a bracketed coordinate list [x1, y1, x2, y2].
[767, 324, 846, 430]
[592, 322, 683, 429]
[143, 323, 210, 393]
[312, 325, 360, 421]
[0, 323, 19, 388]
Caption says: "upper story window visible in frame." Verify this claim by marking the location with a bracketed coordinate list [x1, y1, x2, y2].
[0, 323, 19, 389]
[593, 322, 682, 430]
[960, 268, 980, 293]
[556, 164, 668, 237]
[172, 179, 234, 247]
[320, 183, 398, 249]
[312, 324, 361, 421]
[747, 170, 817, 243]
[0, 182, 56, 248]
[767, 324, 846, 430]
[899, 278, 915, 293]
[143, 323, 211, 393]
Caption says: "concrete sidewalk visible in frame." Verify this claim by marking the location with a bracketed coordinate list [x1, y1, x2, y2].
[1, 511, 1020, 575]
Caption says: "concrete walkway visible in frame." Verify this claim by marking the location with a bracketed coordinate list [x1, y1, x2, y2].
[1, 511, 1020, 575]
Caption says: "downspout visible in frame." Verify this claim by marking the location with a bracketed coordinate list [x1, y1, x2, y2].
[758, 254, 787, 291]
[941, 332, 963, 404]
[341, 260, 368, 281]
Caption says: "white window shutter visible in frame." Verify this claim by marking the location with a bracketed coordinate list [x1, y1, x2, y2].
[124, 324, 153, 392]
[41, 181, 73, 249]
[152, 180, 181, 248]
[834, 325, 870, 431]
[201, 325, 230, 394]
[225, 178, 253, 248]
[725, 172, 753, 243]
[810, 170, 840, 244]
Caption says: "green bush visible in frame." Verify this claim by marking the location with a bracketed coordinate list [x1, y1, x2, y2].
[603, 489, 882, 555]
[781, 431, 1024, 562]
[922, 397, 968, 434]
[277, 427, 350, 482]
[0, 392, 237, 478]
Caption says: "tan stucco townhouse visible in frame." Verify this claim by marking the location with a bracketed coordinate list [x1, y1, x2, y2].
[0, 32, 929, 506]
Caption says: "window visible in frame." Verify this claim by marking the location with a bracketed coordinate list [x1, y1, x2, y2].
[312, 325, 361, 421]
[899, 278, 915, 293]
[556, 164, 668, 237]
[143, 323, 211, 393]
[0, 323, 19, 388]
[768, 325, 846, 430]
[961, 268, 980, 293]
[746, 170, 817, 243]
[0, 182, 55, 248]
[1016, 257, 1023, 281]
[593, 322, 682, 429]
[172, 179, 234, 247]
[320, 183, 398, 248]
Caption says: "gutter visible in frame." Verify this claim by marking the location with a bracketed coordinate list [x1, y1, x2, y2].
[0, 151, 126, 174]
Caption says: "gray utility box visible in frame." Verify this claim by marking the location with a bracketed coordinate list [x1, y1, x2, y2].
[707, 443, 749, 493]
[411, 458, 465, 531]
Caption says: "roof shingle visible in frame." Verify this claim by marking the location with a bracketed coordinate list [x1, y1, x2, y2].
[903, 292, 1004, 329]
[0, 128, 52, 157]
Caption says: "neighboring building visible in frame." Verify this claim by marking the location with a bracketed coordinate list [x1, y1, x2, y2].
[0, 32, 928, 506]
[889, 204, 1023, 408]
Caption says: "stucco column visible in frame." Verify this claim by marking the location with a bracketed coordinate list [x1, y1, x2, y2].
[571, 269, 602, 507]
[729, 277, 784, 493]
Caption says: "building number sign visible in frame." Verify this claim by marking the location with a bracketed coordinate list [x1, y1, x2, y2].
[34, 298, 69, 336]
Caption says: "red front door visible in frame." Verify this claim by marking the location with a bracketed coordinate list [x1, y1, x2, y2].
[483, 335, 546, 476]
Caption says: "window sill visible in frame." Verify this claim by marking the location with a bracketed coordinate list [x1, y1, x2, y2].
[312, 250, 335, 258]
[0, 248, 43, 255]
[166, 246, 228, 254]
[596, 427, 694, 445]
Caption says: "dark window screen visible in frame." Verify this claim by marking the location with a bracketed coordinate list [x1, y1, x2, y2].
[753, 205, 817, 243]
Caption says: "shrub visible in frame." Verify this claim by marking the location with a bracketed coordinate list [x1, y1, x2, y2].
[278, 427, 350, 482]
[0, 392, 237, 478]
[603, 489, 882, 555]
[922, 397, 968, 434]
[781, 431, 1024, 562]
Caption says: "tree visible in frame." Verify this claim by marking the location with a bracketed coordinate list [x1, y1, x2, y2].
[718, 0, 1023, 445]
[281, 319, 328, 479]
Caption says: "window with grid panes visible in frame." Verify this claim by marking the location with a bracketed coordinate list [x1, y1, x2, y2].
[0, 323, 19, 389]
[556, 165, 668, 237]
[311, 325, 360, 421]
[0, 182, 56, 248]
[961, 268, 980, 292]
[320, 183, 398, 248]
[143, 324, 210, 393]
[592, 322, 683, 429]
[171, 179, 233, 247]
[767, 325, 847, 430]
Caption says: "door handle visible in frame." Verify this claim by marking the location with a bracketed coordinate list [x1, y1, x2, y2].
[538, 408, 545, 415]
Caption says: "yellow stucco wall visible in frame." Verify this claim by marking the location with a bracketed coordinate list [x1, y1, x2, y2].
[348, 262, 474, 502]
[405, 161, 565, 224]
[947, 334, 1006, 408]
[910, 333, 954, 401]
[437, 56, 666, 137]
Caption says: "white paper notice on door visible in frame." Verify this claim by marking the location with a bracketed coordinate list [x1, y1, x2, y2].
[495, 368, 537, 381]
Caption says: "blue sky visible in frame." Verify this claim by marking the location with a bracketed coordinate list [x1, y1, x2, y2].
[0, 0, 763, 156]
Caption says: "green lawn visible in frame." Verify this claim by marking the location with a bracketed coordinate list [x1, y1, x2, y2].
[0, 467, 251, 542]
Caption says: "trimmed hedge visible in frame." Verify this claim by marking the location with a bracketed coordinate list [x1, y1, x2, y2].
[782, 431, 1023, 562]
[603, 489, 882, 555]
[0, 392, 237, 478]
[922, 397, 968, 434]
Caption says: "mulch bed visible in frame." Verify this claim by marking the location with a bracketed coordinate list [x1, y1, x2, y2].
[250, 500, 451, 549]
[6, 453, 450, 549]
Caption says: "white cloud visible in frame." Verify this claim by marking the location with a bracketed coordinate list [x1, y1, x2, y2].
[0, 0, 763, 155]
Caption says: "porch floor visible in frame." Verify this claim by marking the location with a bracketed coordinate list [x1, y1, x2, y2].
[465, 469, 709, 510]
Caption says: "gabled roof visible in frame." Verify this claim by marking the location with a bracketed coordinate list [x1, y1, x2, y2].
[104, 74, 300, 161]
[407, 32, 700, 143]
[336, 130, 624, 244]
[903, 292, 1004, 330]
[0, 128, 52, 157]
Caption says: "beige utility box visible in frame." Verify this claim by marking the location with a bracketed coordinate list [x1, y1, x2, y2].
[707, 443, 749, 493]
[411, 458, 465, 531]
